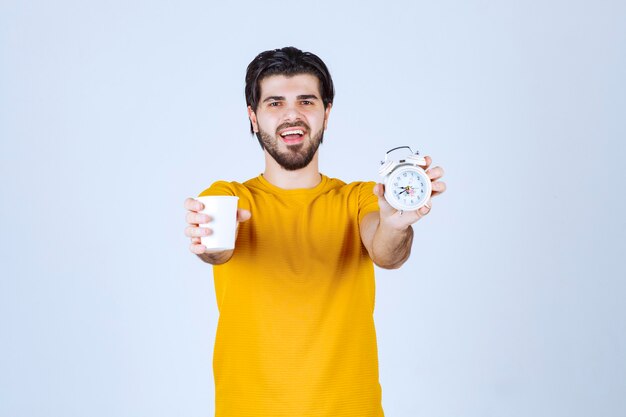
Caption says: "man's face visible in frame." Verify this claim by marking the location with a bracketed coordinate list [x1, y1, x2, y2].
[248, 73, 332, 171]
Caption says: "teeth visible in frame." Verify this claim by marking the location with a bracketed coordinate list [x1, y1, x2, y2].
[280, 129, 304, 137]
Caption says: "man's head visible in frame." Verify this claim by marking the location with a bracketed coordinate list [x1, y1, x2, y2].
[245, 47, 334, 135]
[245, 47, 335, 170]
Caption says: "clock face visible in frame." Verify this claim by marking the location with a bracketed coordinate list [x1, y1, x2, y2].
[386, 166, 431, 210]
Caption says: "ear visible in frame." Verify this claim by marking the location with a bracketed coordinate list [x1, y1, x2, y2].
[247, 106, 259, 133]
[323, 103, 332, 130]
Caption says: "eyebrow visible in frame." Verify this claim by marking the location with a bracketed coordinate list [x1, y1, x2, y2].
[262, 94, 320, 103]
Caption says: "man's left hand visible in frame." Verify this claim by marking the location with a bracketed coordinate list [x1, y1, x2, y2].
[373, 155, 446, 230]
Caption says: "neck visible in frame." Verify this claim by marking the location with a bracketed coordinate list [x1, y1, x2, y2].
[263, 151, 321, 189]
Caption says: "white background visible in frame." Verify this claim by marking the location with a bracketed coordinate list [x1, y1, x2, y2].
[1, 0, 625, 416]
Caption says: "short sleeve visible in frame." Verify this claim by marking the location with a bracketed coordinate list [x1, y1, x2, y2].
[197, 180, 252, 212]
[198, 181, 237, 198]
[357, 181, 379, 225]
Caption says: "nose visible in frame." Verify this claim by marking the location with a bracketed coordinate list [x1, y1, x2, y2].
[281, 102, 303, 122]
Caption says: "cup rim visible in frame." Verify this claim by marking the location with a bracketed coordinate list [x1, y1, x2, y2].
[197, 195, 239, 200]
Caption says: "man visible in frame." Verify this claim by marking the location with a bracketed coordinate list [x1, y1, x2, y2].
[184, 46, 446, 417]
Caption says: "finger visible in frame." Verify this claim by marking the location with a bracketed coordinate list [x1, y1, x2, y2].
[421, 155, 432, 169]
[373, 183, 384, 197]
[373, 183, 396, 215]
[184, 197, 205, 212]
[191, 237, 201, 244]
[184, 225, 213, 238]
[418, 200, 433, 216]
[237, 209, 252, 223]
[431, 181, 447, 196]
[186, 212, 212, 225]
[426, 166, 445, 180]
[190, 243, 207, 255]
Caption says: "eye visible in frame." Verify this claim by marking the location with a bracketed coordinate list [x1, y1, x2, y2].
[301, 100, 312, 105]
[268, 102, 281, 107]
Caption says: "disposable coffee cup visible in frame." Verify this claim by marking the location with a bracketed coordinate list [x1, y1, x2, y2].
[197, 196, 239, 250]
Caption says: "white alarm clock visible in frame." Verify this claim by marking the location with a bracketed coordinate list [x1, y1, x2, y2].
[378, 146, 432, 211]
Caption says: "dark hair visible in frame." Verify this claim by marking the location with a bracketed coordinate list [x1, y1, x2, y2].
[245, 46, 335, 140]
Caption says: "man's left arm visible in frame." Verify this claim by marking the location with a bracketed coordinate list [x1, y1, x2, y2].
[360, 156, 446, 269]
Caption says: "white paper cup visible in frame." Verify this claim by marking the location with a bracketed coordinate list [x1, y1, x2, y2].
[196, 196, 239, 250]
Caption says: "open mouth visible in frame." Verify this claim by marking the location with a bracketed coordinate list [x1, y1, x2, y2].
[279, 128, 306, 144]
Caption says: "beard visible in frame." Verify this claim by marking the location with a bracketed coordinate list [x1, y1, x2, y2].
[256, 123, 324, 171]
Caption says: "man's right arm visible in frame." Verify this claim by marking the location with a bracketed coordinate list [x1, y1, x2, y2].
[184, 197, 251, 265]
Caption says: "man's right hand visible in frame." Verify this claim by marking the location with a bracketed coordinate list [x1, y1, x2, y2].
[184, 197, 251, 263]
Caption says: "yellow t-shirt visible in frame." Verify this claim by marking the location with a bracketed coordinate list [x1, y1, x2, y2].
[198, 174, 384, 417]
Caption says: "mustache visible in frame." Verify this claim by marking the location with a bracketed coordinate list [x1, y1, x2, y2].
[275, 121, 310, 134]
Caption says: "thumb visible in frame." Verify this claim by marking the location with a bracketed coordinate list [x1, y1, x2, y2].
[237, 208, 252, 223]
[373, 183, 395, 215]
